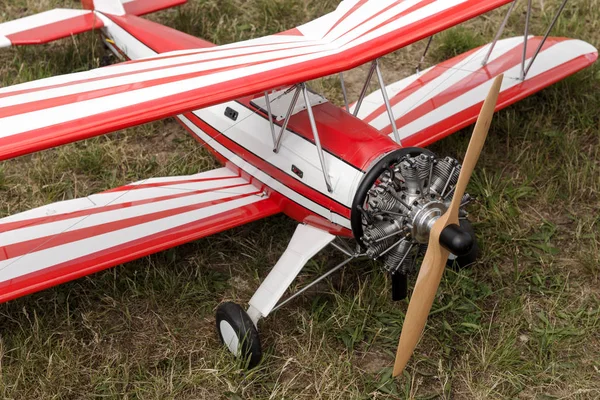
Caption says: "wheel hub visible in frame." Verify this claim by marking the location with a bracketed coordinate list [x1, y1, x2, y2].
[409, 200, 448, 244]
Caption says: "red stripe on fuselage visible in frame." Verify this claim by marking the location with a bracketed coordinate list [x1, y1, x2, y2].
[183, 111, 353, 219]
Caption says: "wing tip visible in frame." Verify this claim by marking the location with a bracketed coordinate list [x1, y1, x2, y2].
[0, 35, 11, 48]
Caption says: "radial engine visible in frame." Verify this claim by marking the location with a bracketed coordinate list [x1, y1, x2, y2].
[351, 148, 474, 299]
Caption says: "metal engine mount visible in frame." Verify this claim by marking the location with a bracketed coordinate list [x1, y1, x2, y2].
[360, 153, 471, 275]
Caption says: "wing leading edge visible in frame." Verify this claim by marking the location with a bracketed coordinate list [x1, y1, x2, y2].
[0, 0, 513, 161]
[0, 167, 280, 303]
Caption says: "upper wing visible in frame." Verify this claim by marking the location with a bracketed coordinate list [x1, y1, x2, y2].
[0, 0, 512, 161]
[0, 9, 103, 48]
[352, 36, 598, 146]
[0, 167, 280, 303]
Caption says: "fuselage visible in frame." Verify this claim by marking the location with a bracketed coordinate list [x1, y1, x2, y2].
[95, 12, 401, 237]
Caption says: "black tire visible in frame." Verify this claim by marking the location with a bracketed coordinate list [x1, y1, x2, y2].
[215, 302, 262, 369]
[447, 219, 479, 269]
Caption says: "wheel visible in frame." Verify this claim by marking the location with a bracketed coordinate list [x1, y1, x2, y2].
[447, 218, 480, 269]
[215, 302, 262, 369]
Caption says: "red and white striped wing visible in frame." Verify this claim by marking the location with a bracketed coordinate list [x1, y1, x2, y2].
[0, 167, 280, 303]
[0, 0, 513, 161]
[353, 36, 598, 146]
[0, 9, 103, 48]
[121, 0, 188, 16]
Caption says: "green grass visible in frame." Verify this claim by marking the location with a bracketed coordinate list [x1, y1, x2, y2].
[0, 0, 599, 398]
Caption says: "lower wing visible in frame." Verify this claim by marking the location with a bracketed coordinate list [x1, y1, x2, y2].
[352, 36, 597, 146]
[0, 167, 280, 303]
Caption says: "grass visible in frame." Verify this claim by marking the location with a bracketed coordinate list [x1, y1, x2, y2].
[0, 0, 599, 398]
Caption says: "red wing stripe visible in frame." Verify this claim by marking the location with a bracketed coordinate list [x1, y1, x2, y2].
[323, 0, 370, 39]
[103, 175, 239, 192]
[330, 0, 423, 43]
[0, 42, 324, 100]
[4, 13, 103, 46]
[361, 44, 483, 123]
[401, 53, 598, 148]
[0, 64, 252, 118]
[382, 37, 557, 133]
[122, 0, 187, 16]
[0, 197, 280, 304]
[0, 182, 247, 234]
[0, 191, 259, 261]
[275, 28, 304, 37]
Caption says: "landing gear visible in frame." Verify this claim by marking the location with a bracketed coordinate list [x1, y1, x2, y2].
[214, 224, 347, 370]
[215, 302, 262, 369]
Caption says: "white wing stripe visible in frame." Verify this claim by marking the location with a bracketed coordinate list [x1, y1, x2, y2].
[0, 195, 263, 282]
[0, 175, 248, 224]
[367, 37, 523, 129]
[0, 9, 92, 36]
[0, 185, 257, 246]
[396, 40, 595, 140]
[0, 44, 330, 107]
[0, 36, 10, 48]
[2, 0, 476, 99]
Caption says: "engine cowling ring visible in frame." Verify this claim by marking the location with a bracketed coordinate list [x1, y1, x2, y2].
[351, 147, 435, 248]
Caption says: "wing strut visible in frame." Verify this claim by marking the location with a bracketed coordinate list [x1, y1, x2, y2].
[301, 83, 334, 193]
[353, 62, 378, 118]
[523, 0, 569, 77]
[353, 59, 402, 144]
[374, 59, 401, 144]
[416, 36, 435, 74]
[520, 0, 533, 80]
[339, 73, 350, 113]
[264, 91, 277, 148]
[483, 0, 570, 77]
[273, 85, 301, 153]
[482, 0, 517, 66]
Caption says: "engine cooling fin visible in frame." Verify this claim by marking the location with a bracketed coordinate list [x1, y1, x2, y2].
[359, 152, 471, 275]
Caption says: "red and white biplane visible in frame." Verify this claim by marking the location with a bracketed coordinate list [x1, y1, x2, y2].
[0, 0, 596, 374]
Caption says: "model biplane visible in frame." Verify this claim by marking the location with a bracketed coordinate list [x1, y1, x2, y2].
[0, 0, 596, 374]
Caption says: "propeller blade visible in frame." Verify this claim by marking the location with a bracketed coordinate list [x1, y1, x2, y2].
[392, 74, 504, 377]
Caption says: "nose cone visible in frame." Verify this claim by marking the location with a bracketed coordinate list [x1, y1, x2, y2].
[439, 224, 474, 256]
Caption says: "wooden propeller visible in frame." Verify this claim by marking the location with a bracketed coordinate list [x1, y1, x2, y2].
[392, 74, 504, 377]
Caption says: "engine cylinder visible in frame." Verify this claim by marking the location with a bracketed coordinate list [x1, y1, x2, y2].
[352, 149, 470, 275]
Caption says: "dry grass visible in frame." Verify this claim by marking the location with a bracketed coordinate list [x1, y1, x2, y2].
[0, 0, 599, 398]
